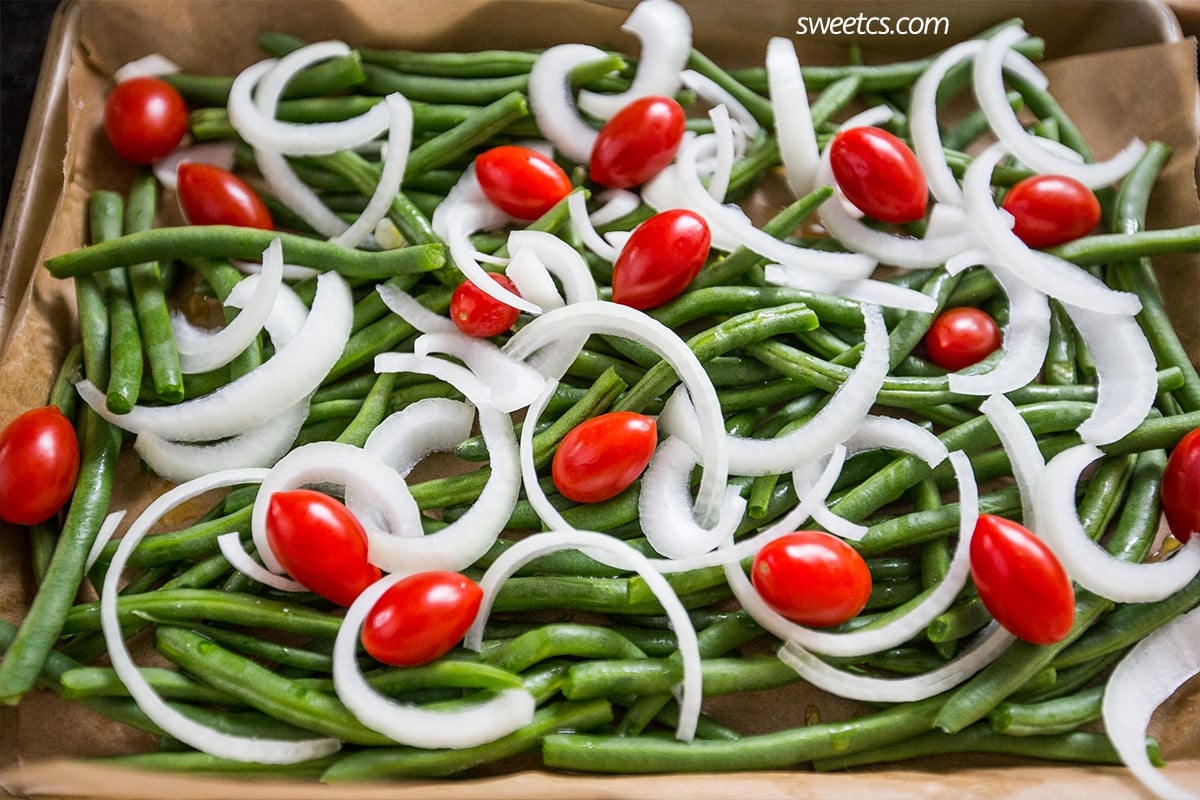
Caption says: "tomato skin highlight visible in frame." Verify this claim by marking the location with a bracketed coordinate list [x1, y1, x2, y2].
[1163, 427, 1200, 543]
[828, 126, 928, 224]
[360, 571, 483, 667]
[969, 514, 1075, 645]
[103, 76, 188, 164]
[611, 209, 712, 310]
[923, 307, 1003, 371]
[176, 162, 274, 230]
[589, 96, 686, 189]
[475, 145, 573, 220]
[265, 490, 381, 608]
[450, 274, 522, 338]
[552, 412, 657, 504]
[0, 407, 81, 526]
[1001, 174, 1101, 248]
[751, 531, 872, 628]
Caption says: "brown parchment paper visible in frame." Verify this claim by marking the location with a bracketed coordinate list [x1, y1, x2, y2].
[2, 0, 1200, 797]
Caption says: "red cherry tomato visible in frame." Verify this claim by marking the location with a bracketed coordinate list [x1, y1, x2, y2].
[0, 407, 80, 526]
[450, 273, 522, 338]
[751, 531, 872, 628]
[1163, 427, 1200, 543]
[969, 514, 1075, 645]
[176, 162, 274, 230]
[360, 571, 483, 667]
[475, 145, 573, 220]
[103, 76, 188, 165]
[552, 411, 657, 504]
[828, 126, 928, 224]
[923, 307, 1003, 371]
[265, 490, 381, 607]
[611, 209, 711, 310]
[1001, 174, 1101, 248]
[589, 96, 686, 189]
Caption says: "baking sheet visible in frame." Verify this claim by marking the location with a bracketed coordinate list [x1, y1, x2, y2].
[2, 0, 1200, 797]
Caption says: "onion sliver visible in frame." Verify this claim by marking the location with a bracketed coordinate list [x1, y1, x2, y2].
[78, 271, 352, 442]
[506, 228, 600, 305]
[528, 44, 608, 165]
[979, 393, 1044, 529]
[333, 572, 535, 749]
[589, 188, 642, 227]
[505, 247, 566, 313]
[680, 69, 760, 139]
[332, 93, 413, 248]
[414, 332, 545, 414]
[568, 191, 618, 262]
[974, 27, 1146, 188]
[464, 530, 702, 741]
[766, 36, 818, 197]
[102, 468, 341, 763]
[762, 264, 939, 314]
[86, 511, 126, 573]
[778, 624, 1015, 703]
[376, 283, 457, 334]
[153, 141, 236, 192]
[505, 301, 728, 528]
[1037, 444, 1200, 602]
[364, 398, 476, 480]
[218, 532, 308, 593]
[114, 53, 180, 83]
[576, 0, 690, 121]
[1103, 604, 1200, 800]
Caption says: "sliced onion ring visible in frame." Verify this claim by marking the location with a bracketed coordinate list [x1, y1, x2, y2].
[414, 332, 546, 413]
[218, 532, 308, 593]
[528, 44, 608, 165]
[979, 393, 1044, 529]
[766, 36, 818, 197]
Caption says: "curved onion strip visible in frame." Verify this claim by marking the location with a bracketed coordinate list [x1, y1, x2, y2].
[766, 36, 819, 197]
[705, 104, 738, 203]
[256, 144, 349, 238]
[102, 468, 341, 763]
[660, 304, 889, 477]
[762, 264, 938, 314]
[250, 442, 423, 574]
[504, 301, 727, 528]
[217, 532, 308, 593]
[414, 332, 546, 413]
[86, 511, 126, 573]
[962, 143, 1141, 316]
[174, 238, 284, 374]
[232, 257, 320, 282]
[370, 354, 520, 573]
[639, 435, 748, 559]
[980, 393, 1044, 528]
[463, 530, 702, 741]
[332, 94, 413, 248]
[576, 0, 690, 121]
[364, 398, 476, 479]
[505, 247, 566, 312]
[1103, 604, 1200, 800]
[945, 250, 1052, 396]
[114, 53, 181, 83]
[778, 624, 1015, 703]
[568, 191, 618, 262]
[680, 69, 760, 139]
[506, 228, 600, 305]
[376, 283, 457, 334]
[78, 271, 352, 442]
[974, 27, 1146, 188]
[589, 188, 642, 227]
[332, 572, 535, 748]
[528, 44, 608, 164]
[518, 380, 575, 532]
[1063, 302, 1157, 446]
[1038, 444, 1200, 603]
[153, 141, 236, 192]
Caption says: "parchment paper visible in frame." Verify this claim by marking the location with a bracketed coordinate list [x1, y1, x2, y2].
[1, 0, 1200, 797]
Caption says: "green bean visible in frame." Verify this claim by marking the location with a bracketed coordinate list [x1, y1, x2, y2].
[176, 622, 336, 672]
[564, 655, 799, 701]
[927, 596, 990, 644]
[685, 48, 774, 127]
[1043, 300, 1077, 385]
[809, 75, 864, 129]
[96, 503, 252, 567]
[163, 51, 366, 106]
[857, 486, 1024, 557]
[335, 371, 396, 447]
[407, 91, 529, 177]
[85, 191, 143, 412]
[94, 751, 339, 778]
[1074, 453, 1136, 541]
[483, 624, 647, 674]
[887, 269, 963, 368]
[1104, 449, 1167, 563]
[297, 659, 524, 697]
[941, 93, 1022, 151]
[59, 665, 238, 705]
[988, 685, 1103, 736]
[1048, 225, 1200, 267]
[359, 45, 540, 78]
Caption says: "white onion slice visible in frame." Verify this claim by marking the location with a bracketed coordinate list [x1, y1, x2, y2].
[961, 144, 1141, 316]
[589, 188, 642, 227]
[974, 27, 1146, 188]
[414, 332, 546, 413]
[364, 398, 476, 480]
[705, 104, 738, 203]
[766, 36, 818, 197]
[504, 301, 727, 528]
[569, 191, 618, 262]
[331, 94, 413, 248]
[528, 44, 608, 165]
[980, 393, 1044, 529]
[680, 69, 760, 139]
[1063, 302, 1157, 446]
[778, 624, 1015, 703]
[1038, 445, 1200, 602]
[78, 271, 352, 442]
[257, 144, 349, 239]
[376, 283, 456, 334]
[153, 141, 236, 192]
[86, 510, 126, 573]
[114, 53, 181, 83]
[505, 247, 566, 313]
[1103, 604, 1200, 800]
[464, 530, 703, 741]
[102, 468, 341, 763]
[576, 0, 690, 121]
[762, 264, 939, 314]
[217, 532, 308, 593]
[333, 572, 535, 748]
[506, 228, 600, 306]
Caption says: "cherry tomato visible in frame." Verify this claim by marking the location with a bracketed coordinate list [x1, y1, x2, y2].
[103, 76, 189, 165]
[475, 145, 572, 220]
[923, 307, 1003, 371]
[1001, 174, 1101, 248]
[265, 490, 381, 608]
[611, 209, 711, 310]
[969, 514, 1075, 645]
[552, 411, 657, 504]
[176, 162, 274, 230]
[450, 274, 522, 338]
[589, 96, 686, 189]
[1162, 427, 1200, 543]
[751, 531, 872, 628]
[0, 407, 80, 526]
[828, 126, 928, 224]
[360, 571, 482, 667]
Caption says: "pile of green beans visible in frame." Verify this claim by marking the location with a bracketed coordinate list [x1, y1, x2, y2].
[5, 11, 1200, 786]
